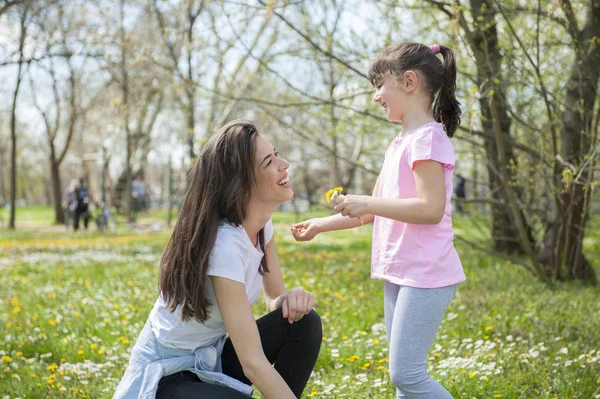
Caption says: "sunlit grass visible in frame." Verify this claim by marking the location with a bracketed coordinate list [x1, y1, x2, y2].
[0, 211, 599, 398]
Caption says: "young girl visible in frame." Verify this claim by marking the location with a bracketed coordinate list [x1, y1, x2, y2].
[292, 42, 465, 399]
[114, 120, 322, 399]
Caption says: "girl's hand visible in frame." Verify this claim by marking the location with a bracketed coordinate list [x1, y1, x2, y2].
[290, 219, 321, 241]
[333, 195, 371, 218]
[276, 288, 315, 323]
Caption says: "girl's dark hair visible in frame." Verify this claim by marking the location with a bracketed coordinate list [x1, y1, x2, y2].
[159, 120, 269, 322]
[368, 41, 461, 137]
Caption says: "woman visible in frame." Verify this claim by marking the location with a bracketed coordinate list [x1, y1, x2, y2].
[114, 120, 322, 399]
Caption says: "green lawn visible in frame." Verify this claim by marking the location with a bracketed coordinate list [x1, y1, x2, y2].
[0, 211, 599, 398]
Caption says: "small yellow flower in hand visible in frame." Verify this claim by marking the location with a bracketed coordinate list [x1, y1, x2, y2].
[326, 186, 344, 203]
[325, 186, 367, 235]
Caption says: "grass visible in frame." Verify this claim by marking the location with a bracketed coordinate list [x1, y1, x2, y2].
[0, 209, 599, 398]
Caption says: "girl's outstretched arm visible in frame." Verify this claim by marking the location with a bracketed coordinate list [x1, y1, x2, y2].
[290, 172, 381, 241]
[211, 276, 297, 399]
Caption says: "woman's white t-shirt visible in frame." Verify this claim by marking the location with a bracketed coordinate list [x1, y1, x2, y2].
[149, 218, 274, 350]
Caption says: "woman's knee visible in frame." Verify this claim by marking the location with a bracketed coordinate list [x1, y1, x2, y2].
[298, 310, 322, 342]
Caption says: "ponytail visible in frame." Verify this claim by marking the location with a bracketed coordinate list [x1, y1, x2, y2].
[433, 45, 461, 138]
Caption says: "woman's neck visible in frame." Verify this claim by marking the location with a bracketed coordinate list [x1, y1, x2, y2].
[242, 201, 275, 246]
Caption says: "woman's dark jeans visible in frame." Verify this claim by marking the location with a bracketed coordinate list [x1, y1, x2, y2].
[156, 308, 322, 398]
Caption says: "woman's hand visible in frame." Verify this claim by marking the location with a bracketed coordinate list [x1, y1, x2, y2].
[290, 219, 321, 241]
[276, 288, 315, 323]
[333, 195, 371, 218]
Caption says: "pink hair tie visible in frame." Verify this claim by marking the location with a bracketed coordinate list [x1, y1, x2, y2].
[430, 44, 440, 55]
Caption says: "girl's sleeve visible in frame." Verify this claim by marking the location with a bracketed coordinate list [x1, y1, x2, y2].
[407, 126, 455, 171]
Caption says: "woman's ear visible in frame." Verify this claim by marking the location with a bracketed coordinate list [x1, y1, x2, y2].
[403, 70, 418, 93]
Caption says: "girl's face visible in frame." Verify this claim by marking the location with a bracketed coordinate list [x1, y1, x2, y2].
[251, 134, 293, 206]
[372, 74, 408, 122]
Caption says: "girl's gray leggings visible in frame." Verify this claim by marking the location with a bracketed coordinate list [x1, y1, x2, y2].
[384, 281, 458, 399]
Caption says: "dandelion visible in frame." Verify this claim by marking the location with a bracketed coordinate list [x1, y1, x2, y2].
[2, 356, 11, 363]
[325, 187, 343, 203]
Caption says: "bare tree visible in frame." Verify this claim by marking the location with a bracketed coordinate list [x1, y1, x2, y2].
[247, 0, 378, 191]
[0, 0, 26, 17]
[152, 0, 205, 159]
[27, 2, 93, 224]
[7, 0, 31, 229]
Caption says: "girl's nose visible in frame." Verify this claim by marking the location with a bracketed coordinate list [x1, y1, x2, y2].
[373, 93, 381, 103]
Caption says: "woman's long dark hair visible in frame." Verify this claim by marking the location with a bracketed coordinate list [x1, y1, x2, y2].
[368, 41, 461, 137]
[159, 120, 269, 322]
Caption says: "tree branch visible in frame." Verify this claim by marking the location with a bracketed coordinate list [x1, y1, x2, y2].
[257, 0, 366, 78]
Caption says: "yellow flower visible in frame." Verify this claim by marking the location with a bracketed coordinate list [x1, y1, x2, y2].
[2, 356, 11, 363]
[325, 186, 344, 203]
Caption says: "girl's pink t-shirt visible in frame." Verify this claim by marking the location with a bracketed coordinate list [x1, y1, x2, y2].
[371, 122, 466, 288]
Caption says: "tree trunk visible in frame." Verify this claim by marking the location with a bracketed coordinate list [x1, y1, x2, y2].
[120, 0, 133, 224]
[471, 0, 534, 254]
[540, 1, 600, 284]
[50, 157, 64, 224]
[9, 3, 29, 229]
[186, 88, 195, 159]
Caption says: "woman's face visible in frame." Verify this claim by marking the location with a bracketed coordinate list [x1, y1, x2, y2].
[251, 134, 293, 205]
